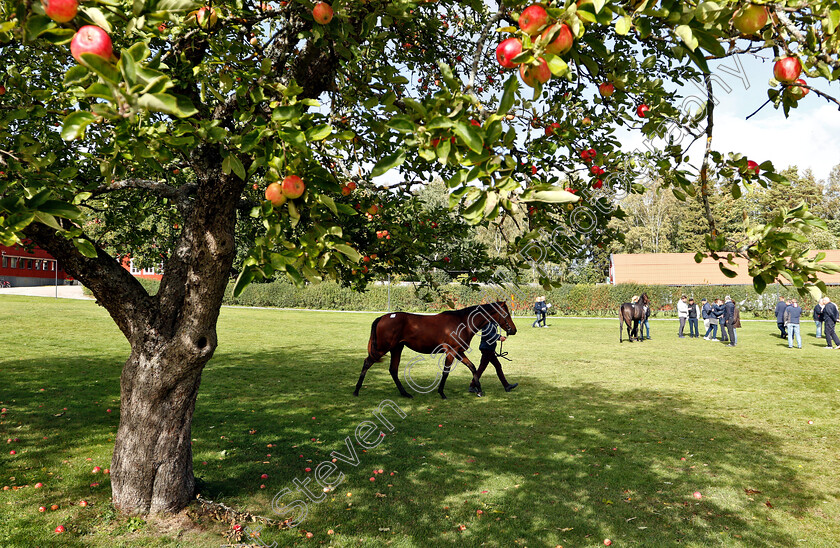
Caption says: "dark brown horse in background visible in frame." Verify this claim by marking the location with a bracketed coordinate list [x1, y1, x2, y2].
[354, 302, 517, 399]
[619, 293, 649, 342]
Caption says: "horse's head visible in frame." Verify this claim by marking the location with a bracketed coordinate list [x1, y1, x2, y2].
[639, 293, 650, 306]
[489, 301, 517, 335]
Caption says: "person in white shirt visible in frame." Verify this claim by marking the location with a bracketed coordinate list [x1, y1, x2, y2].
[677, 295, 689, 338]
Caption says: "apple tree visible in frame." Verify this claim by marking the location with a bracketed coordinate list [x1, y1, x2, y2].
[2, 0, 840, 516]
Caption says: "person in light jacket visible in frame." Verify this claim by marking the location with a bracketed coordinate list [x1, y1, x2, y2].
[677, 295, 689, 338]
[813, 299, 824, 339]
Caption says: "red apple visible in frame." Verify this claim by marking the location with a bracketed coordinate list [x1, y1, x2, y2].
[79, 500, 88, 507]
[9, 450, 15, 455]
[39, 506, 47, 512]
[581, 116, 592, 126]
[70, 26, 113, 64]
[693, 491, 702, 499]
[519, 57, 550, 87]
[542, 23, 574, 55]
[312, 2, 333, 24]
[592, 179, 603, 189]
[0, 86, 4, 96]
[495, 38, 523, 69]
[51, 504, 59, 511]
[636, 104, 650, 118]
[42, 0, 78, 23]
[92, 466, 101, 473]
[746, 160, 759, 174]
[55, 526, 65, 533]
[787, 78, 810, 100]
[733, 4, 768, 35]
[545, 122, 561, 136]
[774, 56, 802, 83]
[34, 482, 43, 488]
[281, 175, 305, 199]
[590, 165, 601, 175]
[265, 183, 284, 206]
[519, 4, 548, 35]
[603, 540, 612, 547]
[192, 6, 219, 29]
[598, 82, 615, 97]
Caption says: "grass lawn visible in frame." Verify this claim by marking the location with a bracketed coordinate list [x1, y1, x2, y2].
[2, 296, 840, 547]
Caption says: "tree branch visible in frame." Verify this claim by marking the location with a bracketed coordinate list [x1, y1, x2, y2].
[468, 12, 507, 92]
[699, 73, 717, 238]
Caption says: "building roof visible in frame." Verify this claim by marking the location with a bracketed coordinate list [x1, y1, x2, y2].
[611, 251, 840, 285]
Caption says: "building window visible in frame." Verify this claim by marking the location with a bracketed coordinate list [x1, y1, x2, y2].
[1, 257, 6, 268]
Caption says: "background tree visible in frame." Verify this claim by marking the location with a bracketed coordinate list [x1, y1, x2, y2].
[3, 0, 840, 517]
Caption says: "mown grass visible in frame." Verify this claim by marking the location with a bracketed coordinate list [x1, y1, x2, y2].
[1, 295, 839, 547]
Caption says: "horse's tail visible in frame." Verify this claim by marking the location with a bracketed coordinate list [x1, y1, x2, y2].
[367, 316, 383, 361]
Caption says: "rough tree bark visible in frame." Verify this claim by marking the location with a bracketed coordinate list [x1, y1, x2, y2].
[25, 150, 242, 514]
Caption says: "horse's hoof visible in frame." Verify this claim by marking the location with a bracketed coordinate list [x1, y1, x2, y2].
[400, 392, 413, 399]
[439, 393, 447, 400]
[504, 383, 518, 392]
[468, 386, 478, 393]
[475, 391, 484, 397]
[353, 391, 359, 397]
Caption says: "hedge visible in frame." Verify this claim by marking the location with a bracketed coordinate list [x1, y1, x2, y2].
[109, 279, 823, 319]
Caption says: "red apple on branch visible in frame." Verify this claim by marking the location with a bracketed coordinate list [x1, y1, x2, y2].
[312, 2, 333, 25]
[519, 5, 548, 35]
[519, 58, 550, 87]
[636, 104, 650, 118]
[787, 78, 810, 100]
[733, 4, 768, 35]
[70, 26, 113, 64]
[42, 0, 78, 23]
[544, 122, 561, 136]
[598, 82, 615, 97]
[265, 182, 286, 206]
[746, 160, 760, 175]
[774, 56, 802, 83]
[542, 23, 574, 55]
[495, 38, 522, 69]
[281, 175, 305, 199]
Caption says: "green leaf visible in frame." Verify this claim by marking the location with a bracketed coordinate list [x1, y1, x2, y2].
[33, 212, 64, 231]
[64, 65, 90, 86]
[222, 155, 246, 180]
[61, 111, 97, 141]
[333, 244, 361, 263]
[719, 263, 738, 278]
[285, 264, 304, 286]
[386, 117, 416, 133]
[120, 52, 138, 87]
[753, 275, 766, 294]
[233, 266, 256, 297]
[543, 54, 569, 78]
[371, 149, 406, 177]
[79, 53, 120, 85]
[452, 121, 484, 153]
[615, 15, 632, 35]
[305, 124, 332, 141]
[38, 200, 81, 219]
[318, 194, 338, 215]
[81, 7, 112, 33]
[675, 25, 699, 51]
[498, 74, 518, 114]
[73, 238, 98, 258]
[137, 93, 198, 118]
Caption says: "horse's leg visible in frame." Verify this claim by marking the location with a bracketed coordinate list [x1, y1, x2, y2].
[437, 353, 455, 400]
[455, 353, 483, 397]
[469, 351, 490, 393]
[388, 344, 412, 398]
[354, 353, 380, 396]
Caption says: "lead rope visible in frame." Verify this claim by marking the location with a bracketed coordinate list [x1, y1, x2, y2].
[496, 340, 511, 361]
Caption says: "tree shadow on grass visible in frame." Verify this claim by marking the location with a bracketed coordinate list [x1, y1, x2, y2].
[1, 343, 832, 547]
[194, 348, 829, 547]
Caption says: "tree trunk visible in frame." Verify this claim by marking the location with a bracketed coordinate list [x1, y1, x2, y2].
[111, 345, 208, 514]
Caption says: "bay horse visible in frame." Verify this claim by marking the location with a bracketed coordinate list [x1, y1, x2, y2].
[619, 293, 649, 342]
[354, 301, 517, 399]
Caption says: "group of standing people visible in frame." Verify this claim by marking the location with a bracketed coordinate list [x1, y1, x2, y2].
[780, 295, 840, 349]
[694, 296, 740, 346]
[532, 296, 550, 328]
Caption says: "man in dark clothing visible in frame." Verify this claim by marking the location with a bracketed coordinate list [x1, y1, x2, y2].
[723, 296, 736, 346]
[469, 321, 518, 393]
[539, 297, 548, 328]
[813, 299, 824, 339]
[532, 297, 542, 328]
[713, 299, 727, 342]
[687, 298, 699, 338]
[822, 297, 840, 349]
[774, 296, 788, 338]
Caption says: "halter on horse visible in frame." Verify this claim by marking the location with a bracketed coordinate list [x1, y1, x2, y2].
[354, 301, 517, 399]
[619, 293, 649, 342]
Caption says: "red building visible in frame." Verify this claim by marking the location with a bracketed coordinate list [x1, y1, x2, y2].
[0, 244, 71, 287]
[1, 244, 164, 287]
